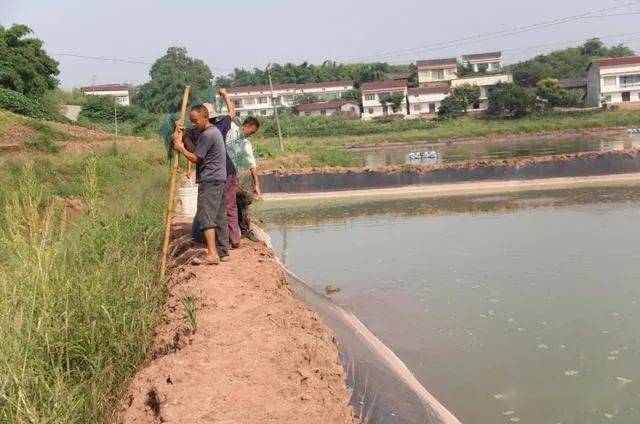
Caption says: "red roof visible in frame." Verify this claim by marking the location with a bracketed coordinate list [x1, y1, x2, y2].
[226, 80, 354, 94]
[591, 56, 640, 69]
[80, 83, 128, 92]
[296, 100, 359, 112]
[408, 86, 450, 95]
[361, 79, 408, 92]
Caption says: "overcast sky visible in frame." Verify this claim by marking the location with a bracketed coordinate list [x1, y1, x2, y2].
[2, 0, 640, 89]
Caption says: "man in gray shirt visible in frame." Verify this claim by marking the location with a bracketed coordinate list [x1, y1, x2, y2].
[173, 104, 229, 264]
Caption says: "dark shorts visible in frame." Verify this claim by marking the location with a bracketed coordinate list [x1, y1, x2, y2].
[196, 180, 226, 231]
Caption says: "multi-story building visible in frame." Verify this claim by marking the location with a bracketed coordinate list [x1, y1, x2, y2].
[225, 80, 354, 116]
[450, 74, 513, 110]
[417, 58, 458, 87]
[361, 79, 408, 120]
[407, 86, 450, 115]
[296, 100, 361, 117]
[461, 52, 503, 73]
[80, 83, 130, 106]
[586, 56, 640, 108]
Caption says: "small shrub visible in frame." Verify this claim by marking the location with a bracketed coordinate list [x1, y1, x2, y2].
[0, 88, 47, 118]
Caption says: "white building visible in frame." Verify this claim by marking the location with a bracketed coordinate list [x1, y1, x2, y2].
[586, 56, 640, 108]
[296, 100, 360, 117]
[80, 84, 130, 106]
[461, 52, 503, 73]
[417, 58, 458, 87]
[451, 74, 513, 110]
[361, 79, 408, 120]
[226, 80, 354, 117]
[407, 86, 450, 115]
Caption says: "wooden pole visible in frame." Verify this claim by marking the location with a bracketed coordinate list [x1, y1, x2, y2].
[159, 85, 191, 279]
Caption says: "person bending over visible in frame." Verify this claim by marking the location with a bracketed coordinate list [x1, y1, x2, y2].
[173, 104, 229, 265]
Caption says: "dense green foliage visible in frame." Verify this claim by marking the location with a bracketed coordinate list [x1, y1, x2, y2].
[379, 92, 405, 113]
[0, 148, 168, 422]
[487, 82, 536, 118]
[0, 87, 49, 118]
[77, 95, 161, 138]
[536, 78, 584, 107]
[438, 85, 481, 118]
[508, 38, 634, 86]
[133, 47, 213, 113]
[215, 61, 413, 87]
[0, 24, 59, 98]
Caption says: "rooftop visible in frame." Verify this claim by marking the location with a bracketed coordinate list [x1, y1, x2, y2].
[408, 86, 450, 95]
[226, 80, 354, 94]
[80, 83, 128, 93]
[590, 56, 640, 69]
[462, 51, 502, 61]
[296, 100, 359, 112]
[361, 79, 408, 92]
[416, 58, 457, 68]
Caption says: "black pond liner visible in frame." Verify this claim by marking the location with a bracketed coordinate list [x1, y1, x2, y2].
[259, 151, 640, 194]
[285, 269, 461, 424]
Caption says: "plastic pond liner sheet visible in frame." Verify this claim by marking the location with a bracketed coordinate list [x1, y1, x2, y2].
[254, 226, 461, 424]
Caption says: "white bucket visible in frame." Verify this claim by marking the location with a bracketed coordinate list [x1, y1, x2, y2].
[176, 185, 198, 217]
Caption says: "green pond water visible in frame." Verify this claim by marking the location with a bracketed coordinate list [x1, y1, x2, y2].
[259, 186, 640, 424]
[349, 134, 640, 167]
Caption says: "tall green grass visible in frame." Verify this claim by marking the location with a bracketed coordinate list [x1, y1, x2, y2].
[0, 147, 168, 422]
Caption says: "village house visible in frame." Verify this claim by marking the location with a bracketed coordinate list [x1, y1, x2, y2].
[361, 79, 408, 120]
[296, 100, 361, 118]
[407, 86, 450, 115]
[417, 58, 458, 86]
[80, 83, 130, 106]
[450, 74, 513, 110]
[586, 56, 640, 108]
[461, 52, 503, 73]
[225, 80, 354, 117]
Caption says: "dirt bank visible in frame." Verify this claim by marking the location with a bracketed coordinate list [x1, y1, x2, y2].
[117, 223, 356, 423]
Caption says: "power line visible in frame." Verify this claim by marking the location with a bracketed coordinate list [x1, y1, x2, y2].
[50, 52, 235, 71]
[341, 1, 640, 63]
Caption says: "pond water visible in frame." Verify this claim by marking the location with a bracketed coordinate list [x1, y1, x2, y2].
[349, 134, 640, 167]
[261, 186, 640, 424]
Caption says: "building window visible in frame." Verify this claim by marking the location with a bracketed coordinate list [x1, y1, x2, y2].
[364, 94, 376, 101]
[244, 98, 256, 105]
[603, 76, 617, 87]
[233, 99, 242, 108]
[321, 109, 327, 115]
[446, 68, 456, 76]
[258, 97, 268, 104]
[605, 95, 612, 103]
[413, 104, 421, 111]
[260, 110, 267, 116]
[432, 70, 444, 79]
[368, 108, 374, 114]
[477, 63, 489, 72]
[283, 95, 294, 103]
[272, 97, 281, 106]
[620, 74, 640, 87]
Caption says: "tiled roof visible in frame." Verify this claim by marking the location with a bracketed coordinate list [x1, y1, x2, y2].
[226, 80, 354, 94]
[416, 58, 457, 68]
[80, 84, 128, 92]
[361, 79, 408, 92]
[462, 51, 502, 61]
[408, 86, 450, 95]
[558, 77, 587, 89]
[591, 56, 640, 68]
[296, 100, 359, 112]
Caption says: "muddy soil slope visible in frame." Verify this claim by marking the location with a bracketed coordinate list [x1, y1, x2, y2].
[117, 229, 356, 424]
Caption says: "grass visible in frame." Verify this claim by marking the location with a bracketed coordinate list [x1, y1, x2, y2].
[0, 145, 170, 422]
[252, 109, 640, 168]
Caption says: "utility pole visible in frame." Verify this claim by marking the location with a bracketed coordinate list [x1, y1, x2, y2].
[114, 98, 118, 141]
[266, 64, 284, 151]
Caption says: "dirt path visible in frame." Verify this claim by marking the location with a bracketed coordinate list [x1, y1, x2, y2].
[117, 224, 356, 423]
[262, 172, 640, 203]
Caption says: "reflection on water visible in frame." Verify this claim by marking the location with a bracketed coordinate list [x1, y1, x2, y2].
[349, 135, 640, 167]
[264, 186, 640, 424]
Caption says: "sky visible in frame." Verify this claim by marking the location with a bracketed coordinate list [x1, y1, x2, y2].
[2, 0, 640, 89]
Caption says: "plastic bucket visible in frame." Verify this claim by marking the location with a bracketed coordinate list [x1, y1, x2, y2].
[176, 186, 198, 217]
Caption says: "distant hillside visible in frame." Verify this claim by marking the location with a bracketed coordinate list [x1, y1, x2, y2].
[507, 38, 634, 86]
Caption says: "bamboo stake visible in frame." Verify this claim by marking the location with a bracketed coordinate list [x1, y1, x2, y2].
[159, 85, 191, 279]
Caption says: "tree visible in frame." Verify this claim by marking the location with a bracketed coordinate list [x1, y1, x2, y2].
[536, 78, 584, 107]
[133, 47, 213, 113]
[341, 88, 361, 101]
[295, 93, 320, 105]
[437, 95, 467, 119]
[487, 82, 536, 118]
[0, 24, 59, 98]
[508, 38, 634, 87]
[79, 95, 141, 123]
[452, 84, 481, 111]
[379, 92, 405, 113]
